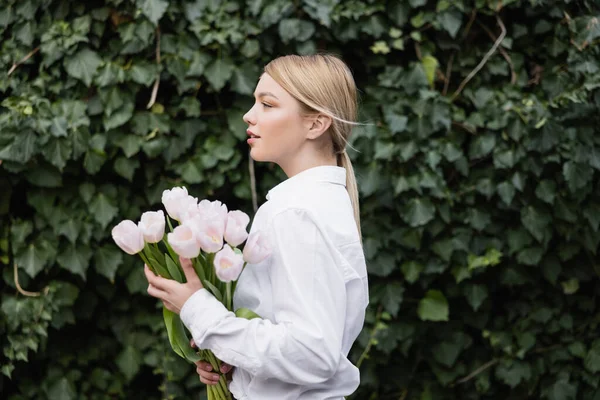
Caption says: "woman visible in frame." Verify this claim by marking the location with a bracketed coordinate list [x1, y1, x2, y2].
[144, 54, 369, 399]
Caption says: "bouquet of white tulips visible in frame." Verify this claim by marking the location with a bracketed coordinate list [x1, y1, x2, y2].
[111, 187, 271, 400]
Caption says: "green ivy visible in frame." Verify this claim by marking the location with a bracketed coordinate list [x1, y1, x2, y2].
[1, 0, 599, 399]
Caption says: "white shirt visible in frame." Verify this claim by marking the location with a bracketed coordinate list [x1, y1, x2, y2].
[181, 166, 369, 400]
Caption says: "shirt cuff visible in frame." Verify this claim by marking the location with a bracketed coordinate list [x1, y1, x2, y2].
[180, 288, 232, 347]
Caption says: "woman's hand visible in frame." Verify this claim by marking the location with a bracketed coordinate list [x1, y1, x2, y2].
[144, 257, 203, 314]
[191, 339, 233, 385]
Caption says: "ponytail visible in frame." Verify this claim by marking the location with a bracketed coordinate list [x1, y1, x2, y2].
[339, 151, 361, 241]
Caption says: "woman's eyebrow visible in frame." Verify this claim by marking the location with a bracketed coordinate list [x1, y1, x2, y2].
[255, 91, 279, 100]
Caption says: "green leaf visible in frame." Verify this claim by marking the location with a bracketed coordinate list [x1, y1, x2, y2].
[94, 245, 123, 282]
[401, 260, 424, 283]
[384, 111, 408, 134]
[231, 65, 259, 95]
[417, 290, 449, 322]
[561, 278, 579, 295]
[535, 180, 556, 204]
[58, 219, 80, 244]
[563, 161, 592, 193]
[64, 48, 103, 87]
[497, 181, 515, 205]
[547, 380, 576, 400]
[568, 342, 586, 358]
[204, 58, 234, 91]
[278, 19, 316, 43]
[42, 138, 72, 171]
[0, 130, 37, 163]
[116, 345, 142, 381]
[421, 55, 439, 88]
[521, 206, 551, 243]
[114, 156, 140, 181]
[57, 245, 92, 280]
[438, 10, 462, 38]
[517, 247, 544, 266]
[141, 0, 169, 25]
[380, 283, 404, 317]
[15, 243, 48, 278]
[25, 164, 63, 188]
[47, 378, 76, 400]
[403, 198, 435, 227]
[432, 332, 469, 367]
[431, 239, 454, 262]
[495, 361, 531, 388]
[469, 133, 496, 159]
[11, 220, 33, 246]
[89, 193, 118, 229]
[463, 284, 488, 311]
[584, 340, 600, 373]
[178, 159, 204, 184]
[129, 62, 157, 85]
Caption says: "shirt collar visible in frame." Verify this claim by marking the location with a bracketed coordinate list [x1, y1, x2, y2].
[266, 166, 346, 200]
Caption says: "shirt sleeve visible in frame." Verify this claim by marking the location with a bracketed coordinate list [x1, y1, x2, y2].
[180, 208, 347, 385]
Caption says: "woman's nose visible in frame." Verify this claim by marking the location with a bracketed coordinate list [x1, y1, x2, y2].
[243, 105, 256, 126]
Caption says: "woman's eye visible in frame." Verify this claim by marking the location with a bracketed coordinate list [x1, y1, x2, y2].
[261, 102, 272, 108]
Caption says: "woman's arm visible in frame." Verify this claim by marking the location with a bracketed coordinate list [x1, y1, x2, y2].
[180, 208, 347, 385]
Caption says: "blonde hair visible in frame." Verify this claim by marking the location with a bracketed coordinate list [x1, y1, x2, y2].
[264, 54, 362, 239]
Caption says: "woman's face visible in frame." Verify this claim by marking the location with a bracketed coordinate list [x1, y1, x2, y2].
[243, 73, 308, 169]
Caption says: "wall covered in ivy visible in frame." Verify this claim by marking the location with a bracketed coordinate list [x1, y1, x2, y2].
[1, 0, 600, 399]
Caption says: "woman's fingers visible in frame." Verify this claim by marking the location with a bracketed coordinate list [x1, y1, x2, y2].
[220, 363, 233, 374]
[196, 362, 221, 385]
[190, 338, 196, 348]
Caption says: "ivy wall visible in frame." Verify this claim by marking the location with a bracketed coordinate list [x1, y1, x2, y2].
[1, 0, 600, 399]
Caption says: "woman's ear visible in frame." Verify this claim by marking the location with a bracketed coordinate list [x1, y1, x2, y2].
[306, 114, 333, 140]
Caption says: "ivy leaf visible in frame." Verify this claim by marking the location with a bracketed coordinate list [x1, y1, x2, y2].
[204, 58, 234, 91]
[381, 283, 404, 317]
[547, 380, 577, 400]
[278, 19, 316, 43]
[535, 180, 556, 204]
[57, 245, 92, 280]
[0, 130, 37, 163]
[432, 332, 470, 367]
[497, 181, 515, 205]
[58, 219, 80, 244]
[42, 138, 72, 171]
[521, 206, 551, 243]
[403, 198, 435, 227]
[463, 284, 488, 311]
[517, 247, 544, 266]
[114, 156, 140, 182]
[64, 48, 103, 87]
[495, 361, 532, 388]
[140, 0, 169, 25]
[47, 378, 76, 400]
[563, 161, 592, 193]
[561, 278, 580, 295]
[94, 245, 123, 282]
[584, 340, 600, 373]
[438, 10, 462, 38]
[89, 193, 118, 229]
[417, 290, 449, 322]
[384, 111, 408, 134]
[15, 242, 48, 278]
[116, 345, 142, 381]
[231, 64, 259, 95]
[401, 261, 423, 284]
[469, 133, 496, 159]
[421, 55, 439, 88]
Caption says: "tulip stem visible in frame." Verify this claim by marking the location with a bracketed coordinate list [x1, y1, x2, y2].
[226, 282, 232, 311]
[167, 216, 175, 232]
[139, 252, 153, 273]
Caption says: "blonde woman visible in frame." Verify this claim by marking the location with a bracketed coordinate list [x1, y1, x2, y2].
[144, 54, 369, 399]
